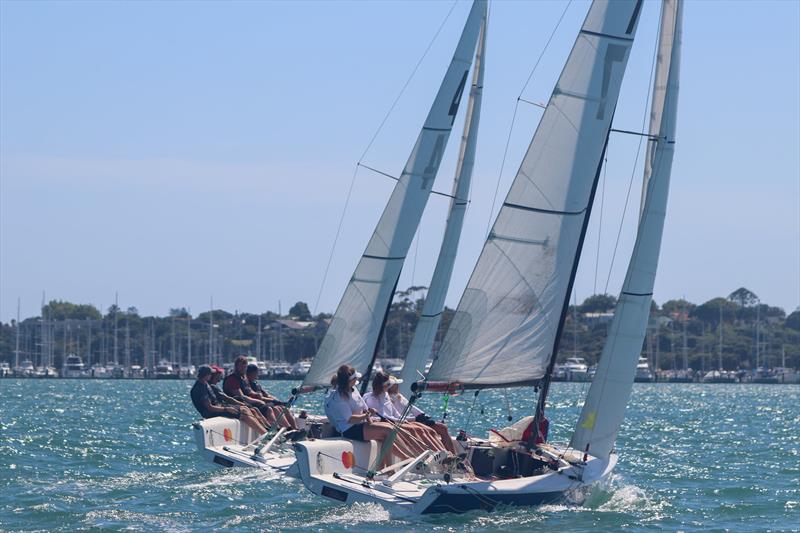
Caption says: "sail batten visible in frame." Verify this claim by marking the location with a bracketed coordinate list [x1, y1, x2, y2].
[426, 0, 643, 388]
[570, 0, 682, 460]
[399, 8, 488, 396]
[302, 0, 486, 391]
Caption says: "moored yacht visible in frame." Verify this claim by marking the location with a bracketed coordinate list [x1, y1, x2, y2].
[62, 355, 88, 378]
[155, 360, 180, 379]
[634, 357, 654, 382]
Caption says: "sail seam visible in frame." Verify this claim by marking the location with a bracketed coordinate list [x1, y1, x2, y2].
[621, 291, 653, 297]
[422, 126, 452, 132]
[503, 201, 586, 216]
[580, 29, 634, 42]
[362, 254, 405, 261]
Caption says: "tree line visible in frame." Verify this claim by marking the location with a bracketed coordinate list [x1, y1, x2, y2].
[1, 287, 798, 371]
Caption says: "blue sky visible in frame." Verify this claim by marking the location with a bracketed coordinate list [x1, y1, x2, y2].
[1, 0, 798, 322]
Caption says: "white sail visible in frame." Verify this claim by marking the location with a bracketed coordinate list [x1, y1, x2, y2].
[426, 0, 644, 388]
[399, 12, 488, 397]
[302, 0, 486, 390]
[570, 0, 682, 460]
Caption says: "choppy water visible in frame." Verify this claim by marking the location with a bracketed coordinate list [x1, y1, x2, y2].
[1, 379, 797, 532]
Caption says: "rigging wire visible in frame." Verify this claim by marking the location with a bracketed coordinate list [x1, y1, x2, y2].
[311, 0, 460, 314]
[603, 15, 661, 295]
[485, 0, 574, 237]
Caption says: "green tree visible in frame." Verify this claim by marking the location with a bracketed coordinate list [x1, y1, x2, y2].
[578, 294, 617, 313]
[728, 287, 759, 307]
[786, 310, 800, 331]
[289, 302, 312, 321]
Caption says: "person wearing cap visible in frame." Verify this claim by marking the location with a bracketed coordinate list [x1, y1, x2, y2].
[363, 372, 445, 454]
[190, 365, 267, 435]
[208, 365, 272, 429]
[223, 356, 287, 428]
[245, 363, 298, 430]
[387, 378, 457, 454]
[323, 365, 417, 466]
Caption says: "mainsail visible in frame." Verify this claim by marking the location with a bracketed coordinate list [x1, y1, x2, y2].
[399, 11, 488, 397]
[301, 0, 486, 391]
[570, 0, 682, 460]
[426, 0, 644, 388]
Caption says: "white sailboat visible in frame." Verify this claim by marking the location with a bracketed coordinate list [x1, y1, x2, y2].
[295, 0, 682, 514]
[192, 0, 486, 472]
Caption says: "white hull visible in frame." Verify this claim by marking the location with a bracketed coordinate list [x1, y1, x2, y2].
[293, 438, 616, 515]
[192, 417, 299, 474]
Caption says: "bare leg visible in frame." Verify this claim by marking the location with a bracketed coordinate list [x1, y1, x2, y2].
[364, 423, 414, 462]
[240, 411, 267, 434]
[432, 422, 457, 454]
[408, 422, 445, 451]
[249, 407, 270, 428]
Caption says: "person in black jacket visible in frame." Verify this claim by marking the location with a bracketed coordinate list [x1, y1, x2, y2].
[190, 365, 267, 434]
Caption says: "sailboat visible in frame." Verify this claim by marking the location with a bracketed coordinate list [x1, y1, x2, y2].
[192, 0, 486, 472]
[295, 0, 682, 514]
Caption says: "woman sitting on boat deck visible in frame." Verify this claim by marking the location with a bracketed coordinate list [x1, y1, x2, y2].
[324, 365, 417, 466]
[363, 372, 447, 454]
[387, 378, 457, 454]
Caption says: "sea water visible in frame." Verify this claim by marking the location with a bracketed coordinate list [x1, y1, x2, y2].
[1, 380, 797, 532]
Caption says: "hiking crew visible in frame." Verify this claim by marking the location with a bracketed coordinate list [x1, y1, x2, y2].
[190, 365, 267, 435]
[363, 372, 446, 453]
[323, 365, 417, 467]
[245, 363, 298, 429]
[387, 377, 457, 454]
[223, 356, 283, 427]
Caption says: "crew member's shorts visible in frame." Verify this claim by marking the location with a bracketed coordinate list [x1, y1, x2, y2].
[342, 423, 366, 441]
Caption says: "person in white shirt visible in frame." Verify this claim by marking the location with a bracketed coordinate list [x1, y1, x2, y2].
[363, 372, 445, 453]
[388, 377, 457, 454]
[323, 365, 416, 466]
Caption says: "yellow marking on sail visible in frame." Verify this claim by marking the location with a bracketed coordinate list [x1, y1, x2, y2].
[581, 411, 597, 429]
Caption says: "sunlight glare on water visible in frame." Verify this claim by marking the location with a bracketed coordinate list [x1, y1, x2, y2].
[1, 380, 798, 532]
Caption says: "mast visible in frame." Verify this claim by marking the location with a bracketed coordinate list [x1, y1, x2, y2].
[682, 299, 688, 370]
[718, 303, 723, 370]
[208, 297, 214, 362]
[40, 293, 46, 369]
[15, 297, 21, 369]
[399, 7, 488, 396]
[86, 318, 92, 368]
[113, 292, 118, 364]
[187, 311, 192, 369]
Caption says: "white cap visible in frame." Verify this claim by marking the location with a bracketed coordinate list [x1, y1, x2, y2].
[351, 371, 362, 380]
[388, 376, 403, 385]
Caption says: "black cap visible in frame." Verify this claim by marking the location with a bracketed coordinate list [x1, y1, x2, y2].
[197, 365, 213, 379]
[246, 364, 259, 375]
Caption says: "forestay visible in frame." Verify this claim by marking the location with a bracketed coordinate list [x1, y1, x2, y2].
[399, 11, 488, 397]
[571, 0, 682, 460]
[426, 0, 644, 388]
[302, 0, 486, 390]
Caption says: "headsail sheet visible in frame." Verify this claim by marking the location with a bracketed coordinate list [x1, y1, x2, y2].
[302, 0, 486, 390]
[426, 0, 643, 388]
[399, 11, 488, 396]
[570, 0, 682, 460]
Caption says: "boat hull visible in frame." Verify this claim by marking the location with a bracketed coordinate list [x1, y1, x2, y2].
[293, 438, 617, 515]
[192, 417, 298, 475]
